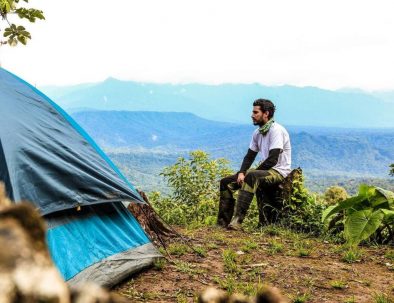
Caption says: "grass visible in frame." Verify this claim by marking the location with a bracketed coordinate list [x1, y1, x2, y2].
[167, 243, 189, 256]
[344, 296, 356, 303]
[193, 245, 207, 257]
[342, 248, 362, 263]
[267, 239, 284, 255]
[213, 274, 236, 294]
[222, 249, 239, 274]
[172, 260, 204, 275]
[385, 250, 394, 261]
[373, 292, 393, 303]
[294, 240, 313, 257]
[330, 280, 347, 289]
[241, 239, 258, 253]
[292, 293, 310, 303]
[153, 258, 166, 270]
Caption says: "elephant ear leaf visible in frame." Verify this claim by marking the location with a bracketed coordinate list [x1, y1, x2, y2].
[344, 209, 384, 246]
[321, 195, 366, 223]
[375, 187, 394, 209]
[381, 209, 394, 222]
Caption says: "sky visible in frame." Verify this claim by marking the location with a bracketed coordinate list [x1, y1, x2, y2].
[1, 0, 394, 91]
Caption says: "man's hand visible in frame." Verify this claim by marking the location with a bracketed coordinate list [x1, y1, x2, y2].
[237, 172, 245, 185]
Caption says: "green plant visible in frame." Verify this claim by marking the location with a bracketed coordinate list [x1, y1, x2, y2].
[342, 248, 362, 263]
[344, 296, 356, 303]
[0, 0, 44, 46]
[324, 186, 349, 205]
[172, 260, 204, 275]
[222, 249, 239, 274]
[213, 274, 236, 294]
[167, 243, 189, 256]
[267, 240, 284, 255]
[390, 164, 394, 177]
[241, 239, 258, 253]
[385, 250, 394, 261]
[153, 258, 166, 270]
[280, 171, 327, 236]
[294, 240, 313, 257]
[151, 151, 233, 226]
[292, 293, 310, 303]
[322, 184, 394, 246]
[373, 292, 393, 303]
[330, 280, 347, 289]
[193, 246, 207, 257]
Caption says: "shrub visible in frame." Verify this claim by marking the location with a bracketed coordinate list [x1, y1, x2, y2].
[323, 186, 349, 205]
[150, 150, 233, 226]
[323, 184, 394, 246]
[280, 171, 326, 236]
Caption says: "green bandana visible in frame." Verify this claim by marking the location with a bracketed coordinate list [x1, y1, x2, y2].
[258, 119, 274, 136]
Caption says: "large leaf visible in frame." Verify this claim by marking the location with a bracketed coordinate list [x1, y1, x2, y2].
[375, 187, 394, 209]
[344, 209, 384, 246]
[322, 195, 366, 223]
[381, 209, 394, 223]
[358, 184, 376, 200]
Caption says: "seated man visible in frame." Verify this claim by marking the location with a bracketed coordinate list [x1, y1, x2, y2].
[217, 99, 291, 230]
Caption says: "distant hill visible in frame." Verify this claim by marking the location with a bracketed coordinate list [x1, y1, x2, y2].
[71, 111, 394, 180]
[42, 79, 394, 127]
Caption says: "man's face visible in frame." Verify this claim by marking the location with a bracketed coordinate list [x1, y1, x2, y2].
[251, 106, 270, 126]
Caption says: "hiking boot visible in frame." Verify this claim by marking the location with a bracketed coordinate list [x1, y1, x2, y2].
[227, 216, 243, 231]
[227, 190, 253, 231]
[217, 195, 235, 227]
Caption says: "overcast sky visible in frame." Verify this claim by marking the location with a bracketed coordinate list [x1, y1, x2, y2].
[1, 0, 393, 90]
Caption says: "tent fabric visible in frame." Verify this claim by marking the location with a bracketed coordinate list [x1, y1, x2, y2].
[0, 68, 161, 286]
[0, 68, 143, 215]
[46, 203, 161, 287]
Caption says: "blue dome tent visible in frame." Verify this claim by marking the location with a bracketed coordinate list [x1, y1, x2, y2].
[0, 68, 161, 287]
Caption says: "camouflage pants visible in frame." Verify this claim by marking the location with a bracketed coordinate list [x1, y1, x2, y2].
[217, 169, 284, 226]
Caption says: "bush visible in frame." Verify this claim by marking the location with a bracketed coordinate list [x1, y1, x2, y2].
[323, 184, 394, 246]
[150, 150, 233, 226]
[279, 172, 326, 236]
[323, 186, 349, 205]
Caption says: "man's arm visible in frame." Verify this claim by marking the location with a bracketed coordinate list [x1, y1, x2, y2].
[238, 148, 258, 175]
[256, 148, 281, 170]
[237, 148, 258, 185]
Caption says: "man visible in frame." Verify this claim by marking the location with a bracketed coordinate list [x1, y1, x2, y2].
[217, 99, 291, 230]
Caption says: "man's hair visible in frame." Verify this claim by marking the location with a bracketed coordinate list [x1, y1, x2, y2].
[253, 99, 276, 119]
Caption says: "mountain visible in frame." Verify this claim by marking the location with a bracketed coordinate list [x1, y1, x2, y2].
[70, 111, 394, 180]
[42, 79, 394, 127]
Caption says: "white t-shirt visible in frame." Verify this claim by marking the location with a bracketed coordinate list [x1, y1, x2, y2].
[249, 122, 291, 177]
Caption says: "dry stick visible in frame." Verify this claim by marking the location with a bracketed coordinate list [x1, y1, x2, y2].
[135, 202, 204, 258]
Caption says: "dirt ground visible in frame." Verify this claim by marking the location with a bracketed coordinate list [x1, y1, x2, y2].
[114, 226, 394, 303]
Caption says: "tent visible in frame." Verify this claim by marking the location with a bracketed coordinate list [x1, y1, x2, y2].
[0, 68, 161, 287]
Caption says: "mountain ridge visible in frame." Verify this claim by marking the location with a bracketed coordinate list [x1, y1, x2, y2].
[41, 79, 394, 127]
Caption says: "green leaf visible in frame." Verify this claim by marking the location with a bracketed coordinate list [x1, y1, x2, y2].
[381, 209, 394, 221]
[375, 187, 394, 208]
[344, 209, 384, 246]
[321, 194, 366, 223]
[321, 204, 336, 223]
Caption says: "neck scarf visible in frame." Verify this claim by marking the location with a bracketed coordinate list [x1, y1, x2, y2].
[258, 119, 274, 136]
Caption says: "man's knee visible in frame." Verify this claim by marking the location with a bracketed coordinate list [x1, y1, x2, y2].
[220, 174, 237, 191]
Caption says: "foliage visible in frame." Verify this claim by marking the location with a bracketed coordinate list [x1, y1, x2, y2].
[150, 150, 233, 226]
[323, 184, 394, 246]
[323, 186, 348, 205]
[390, 164, 394, 177]
[280, 171, 327, 236]
[0, 0, 44, 46]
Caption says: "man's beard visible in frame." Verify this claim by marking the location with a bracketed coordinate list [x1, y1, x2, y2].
[253, 120, 264, 126]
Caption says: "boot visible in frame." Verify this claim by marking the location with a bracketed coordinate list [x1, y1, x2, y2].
[228, 190, 254, 231]
[217, 193, 235, 227]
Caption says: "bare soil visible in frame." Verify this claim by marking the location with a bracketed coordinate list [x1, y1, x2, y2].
[114, 226, 394, 303]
